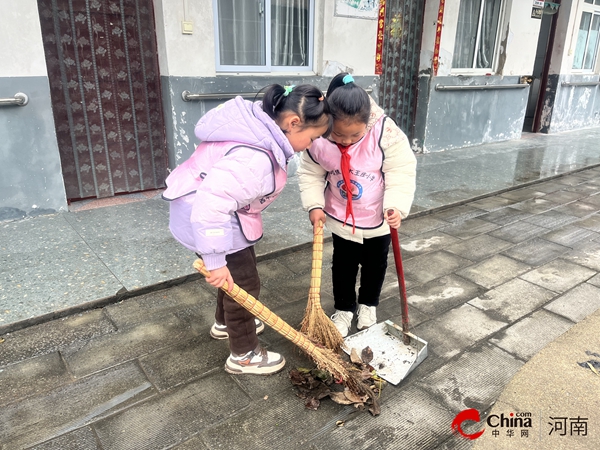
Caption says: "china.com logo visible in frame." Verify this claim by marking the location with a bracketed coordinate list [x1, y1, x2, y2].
[452, 408, 533, 440]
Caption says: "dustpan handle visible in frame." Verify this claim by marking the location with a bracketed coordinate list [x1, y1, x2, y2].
[388, 211, 410, 343]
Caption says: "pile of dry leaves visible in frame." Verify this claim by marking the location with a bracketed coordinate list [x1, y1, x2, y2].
[289, 346, 385, 416]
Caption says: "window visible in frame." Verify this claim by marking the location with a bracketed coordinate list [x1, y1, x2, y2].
[573, 6, 600, 71]
[214, 0, 313, 72]
[452, 0, 503, 70]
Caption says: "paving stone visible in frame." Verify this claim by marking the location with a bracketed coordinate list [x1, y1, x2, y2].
[446, 234, 514, 261]
[581, 194, 600, 207]
[500, 237, 570, 266]
[528, 182, 564, 194]
[104, 280, 214, 329]
[553, 173, 589, 186]
[199, 388, 351, 450]
[412, 304, 507, 360]
[0, 352, 71, 406]
[276, 241, 333, 275]
[510, 197, 559, 214]
[574, 213, 600, 231]
[138, 335, 231, 392]
[561, 241, 600, 271]
[0, 309, 116, 366]
[307, 386, 456, 450]
[403, 251, 473, 285]
[544, 283, 600, 322]
[27, 427, 100, 450]
[94, 371, 249, 450]
[438, 218, 500, 240]
[406, 275, 486, 316]
[522, 210, 579, 230]
[429, 205, 487, 224]
[588, 273, 600, 287]
[490, 310, 574, 360]
[488, 220, 548, 243]
[0, 362, 154, 450]
[468, 278, 556, 322]
[553, 201, 600, 218]
[469, 196, 519, 212]
[543, 189, 590, 204]
[475, 207, 533, 226]
[399, 230, 461, 258]
[499, 187, 547, 201]
[519, 259, 596, 293]
[62, 316, 193, 377]
[397, 215, 452, 237]
[172, 435, 210, 450]
[417, 343, 523, 412]
[456, 255, 531, 289]
[540, 225, 600, 250]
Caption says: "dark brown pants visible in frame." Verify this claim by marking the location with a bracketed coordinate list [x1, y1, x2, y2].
[214, 246, 261, 355]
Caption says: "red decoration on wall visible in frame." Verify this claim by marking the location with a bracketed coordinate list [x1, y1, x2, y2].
[375, 0, 386, 75]
[432, 0, 445, 76]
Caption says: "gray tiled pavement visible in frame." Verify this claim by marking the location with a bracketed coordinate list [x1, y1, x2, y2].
[0, 161, 600, 450]
[1, 128, 600, 448]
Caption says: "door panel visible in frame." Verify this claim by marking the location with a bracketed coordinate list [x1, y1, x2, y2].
[37, 0, 167, 200]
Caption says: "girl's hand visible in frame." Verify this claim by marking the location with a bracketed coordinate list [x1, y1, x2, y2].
[385, 208, 402, 229]
[309, 208, 326, 233]
[205, 266, 234, 291]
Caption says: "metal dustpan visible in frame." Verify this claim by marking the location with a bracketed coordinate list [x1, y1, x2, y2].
[343, 219, 428, 386]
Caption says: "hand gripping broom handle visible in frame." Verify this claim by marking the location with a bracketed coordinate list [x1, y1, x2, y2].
[388, 211, 410, 344]
[194, 259, 319, 355]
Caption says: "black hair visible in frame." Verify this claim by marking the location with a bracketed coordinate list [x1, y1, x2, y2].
[260, 84, 330, 129]
[326, 72, 371, 125]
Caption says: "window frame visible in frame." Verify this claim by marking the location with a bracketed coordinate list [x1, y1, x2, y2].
[450, 0, 507, 75]
[572, 2, 600, 73]
[213, 0, 315, 73]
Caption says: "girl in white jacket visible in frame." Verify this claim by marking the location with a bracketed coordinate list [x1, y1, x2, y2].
[298, 73, 417, 337]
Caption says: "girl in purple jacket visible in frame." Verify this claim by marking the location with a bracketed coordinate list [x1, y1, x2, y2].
[163, 84, 330, 375]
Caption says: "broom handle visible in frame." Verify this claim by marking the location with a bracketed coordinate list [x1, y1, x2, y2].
[194, 259, 320, 355]
[309, 220, 324, 307]
[388, 211, 411, 344]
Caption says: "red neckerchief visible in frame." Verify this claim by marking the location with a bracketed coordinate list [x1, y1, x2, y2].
[337, 143, 356, 233]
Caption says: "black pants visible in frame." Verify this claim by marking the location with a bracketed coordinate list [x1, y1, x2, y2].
[331, 233, 391, 312]
[213, 246, 261, 355]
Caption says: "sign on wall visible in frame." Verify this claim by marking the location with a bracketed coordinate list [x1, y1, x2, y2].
[531, 0, 543, 19]
[335, 0, 380, 20]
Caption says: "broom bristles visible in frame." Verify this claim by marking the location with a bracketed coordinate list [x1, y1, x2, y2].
[193, 259, 366, 395]
[300, 221, 345, 353]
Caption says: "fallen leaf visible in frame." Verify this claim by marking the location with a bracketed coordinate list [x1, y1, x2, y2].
[587, 362, 600, 376]
[329, 391, 355, 405]
[344, 390, 369, 404]
[350, 347, 362, 365]
[361, 346, 373, 364]
[305, 396, 320, 410]
[0, 338, 4, 344]
[263, 395, 269, 400]
[336, 420, 345, 427]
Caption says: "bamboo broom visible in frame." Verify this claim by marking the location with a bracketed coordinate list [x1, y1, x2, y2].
[299, 221, 345, 353]
[193, 259, 368, 396]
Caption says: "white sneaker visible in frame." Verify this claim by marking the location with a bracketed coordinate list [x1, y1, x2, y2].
[357, 304, 377, 330]
[331, 310, 354, 337]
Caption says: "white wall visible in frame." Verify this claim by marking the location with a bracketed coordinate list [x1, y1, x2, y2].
[321, 0, 379, 75]
[549, 0, 577, 75]
[0, 0, 48, 77]
[501, 0, 542, 76]
[153, 0, 216, 77]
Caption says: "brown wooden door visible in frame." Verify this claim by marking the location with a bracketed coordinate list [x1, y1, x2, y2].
[37, 0, 167, 200]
